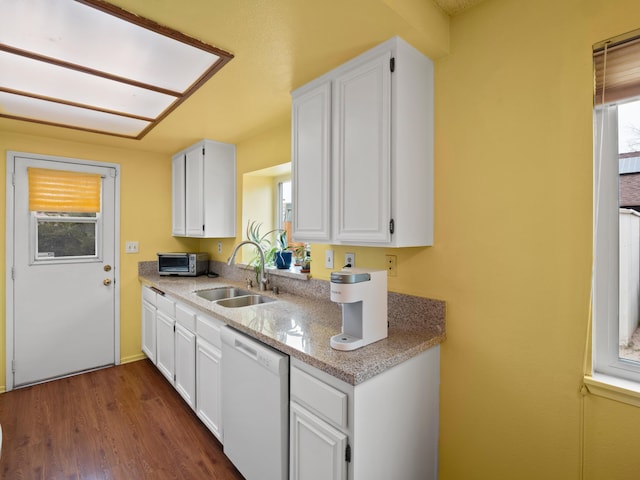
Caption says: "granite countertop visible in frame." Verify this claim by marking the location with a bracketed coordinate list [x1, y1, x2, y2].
[139, 268, 445, 386]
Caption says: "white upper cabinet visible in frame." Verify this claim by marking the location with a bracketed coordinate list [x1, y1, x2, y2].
[291, 81, 332, 242]
[291, 36, 434, 247]
[172, 154, 186, 236]
[172, 139, 236, 238]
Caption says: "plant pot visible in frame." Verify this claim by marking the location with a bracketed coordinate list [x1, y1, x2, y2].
[275, 251, 292, 269]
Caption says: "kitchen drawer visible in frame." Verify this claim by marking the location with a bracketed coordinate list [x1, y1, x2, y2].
[197, 314, 223, 348]
[156, 294, 175, 317]
[291, 366, 348, 429]
[142, 286, 157, 306]
[176, 303, 196, 332]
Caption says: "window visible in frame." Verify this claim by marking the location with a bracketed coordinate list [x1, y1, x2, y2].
[278, 180, 292, 236]
[593, 32, 640, 385]
[34, 212, 98, 259]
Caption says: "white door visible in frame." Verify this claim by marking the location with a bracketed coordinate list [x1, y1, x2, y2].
[8, 153, 118, 388]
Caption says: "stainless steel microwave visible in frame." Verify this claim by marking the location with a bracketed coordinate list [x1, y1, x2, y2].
[157, 252, 208, 276]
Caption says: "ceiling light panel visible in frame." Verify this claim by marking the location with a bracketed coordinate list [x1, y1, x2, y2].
[0, 0, 233, 138]
[0, 51, 176, 118]
[0, 91, 151, 136]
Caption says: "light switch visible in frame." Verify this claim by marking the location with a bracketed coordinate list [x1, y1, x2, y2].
[125, 241, 139, 254]
[325, 249, 334, 269]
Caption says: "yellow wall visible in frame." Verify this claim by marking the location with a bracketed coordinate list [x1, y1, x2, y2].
[4, 0, 640, 478]
[228, 1, 640, 479]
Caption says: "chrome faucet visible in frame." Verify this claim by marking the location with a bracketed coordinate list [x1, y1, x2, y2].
[227, 240, 269, 291]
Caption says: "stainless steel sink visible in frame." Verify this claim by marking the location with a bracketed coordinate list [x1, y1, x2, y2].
[194, 287, 253, 301]
[216, 295, 276, 308]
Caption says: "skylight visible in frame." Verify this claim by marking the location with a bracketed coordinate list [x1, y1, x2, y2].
[0, 0, 233, 139]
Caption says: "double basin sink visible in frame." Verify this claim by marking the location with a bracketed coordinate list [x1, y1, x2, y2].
[194, 286, 276, 308]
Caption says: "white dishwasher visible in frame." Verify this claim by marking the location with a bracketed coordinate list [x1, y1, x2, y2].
[221, 326, 289, 480]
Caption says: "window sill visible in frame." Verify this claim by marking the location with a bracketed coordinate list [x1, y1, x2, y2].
[234, 263, 311, 281]
[583, 374, 640, 407]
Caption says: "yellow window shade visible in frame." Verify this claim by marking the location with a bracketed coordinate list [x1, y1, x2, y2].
[28, 168, 101, 213]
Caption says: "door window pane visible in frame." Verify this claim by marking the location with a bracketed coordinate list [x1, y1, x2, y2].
[35, 213, 98, 259]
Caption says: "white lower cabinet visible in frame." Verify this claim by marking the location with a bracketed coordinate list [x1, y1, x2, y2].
[175, 323, 196, 408]
[290, 363, 349, 480]
[174, 302, 197, 410]
[156, 310, 175, 383]
[141, 287, 440, 480]
[196, 313, 224, 441]
[140, 288, 223, 441]
[291, 346, 440, 480]
[155, 295, 176, 384]
[290, 401, 347, 480]
[141, 286, 157, 364]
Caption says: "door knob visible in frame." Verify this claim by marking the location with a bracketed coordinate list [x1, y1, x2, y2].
[104, 265, 112, 272]
[103, 279, 112, 286]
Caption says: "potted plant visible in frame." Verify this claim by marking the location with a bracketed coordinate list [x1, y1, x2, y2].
[275, 230, 292, 269]
[300, 254, 311, 273]
[245, 220, 282, 281]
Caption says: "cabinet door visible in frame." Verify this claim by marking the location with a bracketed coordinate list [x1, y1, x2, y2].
[156, 310, 175, 384]
[201, 141, 236, 238]
[171, 153, 186, 236]
[333, 51, 392, 244]
[185, 146, 205, 237]
[175, 323, 196, 410]
[196, 338, 222, 441]
[141, 300, 156, 364]
[290, 401, 347, 480]
[292, 81, 332, 242]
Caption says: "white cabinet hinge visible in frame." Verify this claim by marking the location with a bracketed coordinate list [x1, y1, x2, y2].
[11, 266, 15, 280]
[12, 360, 16, 373]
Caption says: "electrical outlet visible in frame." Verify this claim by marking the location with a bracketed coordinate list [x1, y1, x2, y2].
[125, 241, 139, 254]
[325, 249, 334, 269]
[345, 252, 355, 268]
[386, 255, 397, 277]
[217, 241, 222, 254]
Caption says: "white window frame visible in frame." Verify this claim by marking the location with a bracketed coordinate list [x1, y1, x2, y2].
[31, 212, 102, 264]
[591, 104, 640, 403]
[273, 174, 291, 230]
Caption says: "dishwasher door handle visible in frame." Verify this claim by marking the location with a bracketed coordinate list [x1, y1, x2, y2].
[233, 338, 259, 361]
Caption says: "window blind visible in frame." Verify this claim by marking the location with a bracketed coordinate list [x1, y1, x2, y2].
[28, 167, 101, 213]
[594, 33, 640, 104]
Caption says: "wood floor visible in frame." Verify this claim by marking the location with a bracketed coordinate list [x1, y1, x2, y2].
[0, 359, 245, 480]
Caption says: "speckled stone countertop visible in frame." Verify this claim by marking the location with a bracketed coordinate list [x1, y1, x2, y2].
[139, 262, 445, 385]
